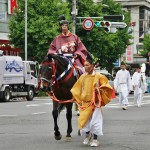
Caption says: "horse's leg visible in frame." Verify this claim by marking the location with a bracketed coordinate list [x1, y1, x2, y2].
[52, 101, 62, 140]
[65, 102, 73, 141]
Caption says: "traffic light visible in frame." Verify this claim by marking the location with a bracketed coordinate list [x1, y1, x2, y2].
[111, 22, 127, 28]
[103, 15, 124, 21]
[95, 21, 111, 32]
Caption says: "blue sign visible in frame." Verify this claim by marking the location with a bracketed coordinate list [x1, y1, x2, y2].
[5, 60, 23, 72]
[113, 59, 120, 67]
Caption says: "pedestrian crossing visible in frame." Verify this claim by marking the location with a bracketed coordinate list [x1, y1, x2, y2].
[25, 98, 150, 109]
[106, 99, 150, 108]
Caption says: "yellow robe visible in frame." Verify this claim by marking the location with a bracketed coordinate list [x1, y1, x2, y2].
[71, 72, 113, 129]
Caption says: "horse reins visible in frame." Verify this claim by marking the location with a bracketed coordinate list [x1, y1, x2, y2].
[41, 60, 103, 107]
[40, 59, 76, 103]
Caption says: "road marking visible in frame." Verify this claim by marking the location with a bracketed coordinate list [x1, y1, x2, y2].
[42, 103, 53, 105]
[26, 104, 40, 107]
[26, 103, 52, 107]
[106, 100, 150, 108]
[32, 112, 46, 115]
[128, 95, 150, 98]
[0, 115, 17, 117]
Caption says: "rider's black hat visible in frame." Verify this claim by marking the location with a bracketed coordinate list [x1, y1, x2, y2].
[59, 19, 69, 26]
[59, 15, 69, 28]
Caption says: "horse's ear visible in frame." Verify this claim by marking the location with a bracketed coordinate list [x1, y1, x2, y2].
[48, 54, 52, 61]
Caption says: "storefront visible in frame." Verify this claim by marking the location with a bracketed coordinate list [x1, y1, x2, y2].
[0, 39, 21, 56]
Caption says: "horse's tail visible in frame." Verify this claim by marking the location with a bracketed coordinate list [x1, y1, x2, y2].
[58, 103, 65, 114]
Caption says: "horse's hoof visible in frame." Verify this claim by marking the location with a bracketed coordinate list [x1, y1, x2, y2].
[65, 135, 72, 142]
[78, 129, 81, 136]
[54, 134, 62, 140]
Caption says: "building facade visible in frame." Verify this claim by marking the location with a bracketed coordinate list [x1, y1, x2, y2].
[0, 0, 21, 55]
[114, 0, 150, 64]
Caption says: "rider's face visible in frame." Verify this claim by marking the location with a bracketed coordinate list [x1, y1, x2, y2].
[61, 24, 68, 32]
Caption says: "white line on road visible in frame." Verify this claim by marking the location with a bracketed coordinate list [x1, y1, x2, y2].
[32, 112, 47, 115]
[26, 103, 53, 107]
[26, 104, 40, 107]
[42, 103, 53, 105]
[128, 95, 150, 98]
[106, 100, 150, 108]
[0, 115, 17, 117]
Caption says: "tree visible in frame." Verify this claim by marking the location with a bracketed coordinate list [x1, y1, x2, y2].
[9, 0, 71, 61]
[140, 34, 150, 60]
[73, 0, 131, 72]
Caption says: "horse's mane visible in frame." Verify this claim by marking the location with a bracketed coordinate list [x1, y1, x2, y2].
[48, 54, 69, 67]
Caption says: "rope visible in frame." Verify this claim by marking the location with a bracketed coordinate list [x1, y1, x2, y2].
[46, 91, 75, 104]
[46, 87, 102, 109]
[74, 87, 102, 110]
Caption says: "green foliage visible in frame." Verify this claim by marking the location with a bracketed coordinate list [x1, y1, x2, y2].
[75, 0, 130, 72]
[140, 34, 150, 60]
[9, 0, 71, 61]
[37, 91, 47, 97]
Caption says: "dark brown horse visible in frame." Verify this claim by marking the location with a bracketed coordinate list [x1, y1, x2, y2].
[40, 53, 78, 141]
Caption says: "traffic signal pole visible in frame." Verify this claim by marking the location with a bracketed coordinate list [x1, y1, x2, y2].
[25, 0, 27, 60]
[72, 0, 78, 112]
[72, 0, 76, 34]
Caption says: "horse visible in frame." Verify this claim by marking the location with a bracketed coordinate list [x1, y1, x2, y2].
[40, 53, 78, 141]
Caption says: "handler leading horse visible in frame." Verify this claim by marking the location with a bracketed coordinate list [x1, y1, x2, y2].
[40, 53, 80, 141]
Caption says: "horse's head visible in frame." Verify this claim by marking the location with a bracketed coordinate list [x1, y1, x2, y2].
[40, 54, 69, 92]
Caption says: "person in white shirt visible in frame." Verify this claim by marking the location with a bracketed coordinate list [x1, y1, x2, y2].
[132, 65, 146, 107]
[114, 62, 131, 110]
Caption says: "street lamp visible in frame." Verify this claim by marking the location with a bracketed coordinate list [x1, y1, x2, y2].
[25, 0, 27, 60]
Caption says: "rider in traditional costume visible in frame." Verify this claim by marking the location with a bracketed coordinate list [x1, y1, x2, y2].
[114, 61, 131, 110]
[71, 57, 113, 147]
[47, 17, 87, 74]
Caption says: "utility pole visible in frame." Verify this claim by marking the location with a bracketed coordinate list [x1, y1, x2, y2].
[72, 0, 77, 34]
[25, 0, 27, 60]
[72, 0, 78, 112]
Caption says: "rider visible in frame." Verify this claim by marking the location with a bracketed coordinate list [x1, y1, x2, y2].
[47, 16, 88, 74]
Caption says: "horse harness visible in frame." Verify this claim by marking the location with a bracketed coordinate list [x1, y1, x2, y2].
[40, 56, 78, 103]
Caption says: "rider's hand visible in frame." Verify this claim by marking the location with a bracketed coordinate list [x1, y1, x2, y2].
[73, 54, 79, 59]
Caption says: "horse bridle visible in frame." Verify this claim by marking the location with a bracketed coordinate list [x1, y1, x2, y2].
[40, 56, 76, 92]
[40, 61, 57, 92]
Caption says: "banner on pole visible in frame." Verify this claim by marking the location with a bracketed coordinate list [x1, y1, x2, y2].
[8, 0, 18, 14]
[126, 45, 133, 63]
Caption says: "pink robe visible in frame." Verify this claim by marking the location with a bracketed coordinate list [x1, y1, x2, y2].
[47, 32, 87, 73]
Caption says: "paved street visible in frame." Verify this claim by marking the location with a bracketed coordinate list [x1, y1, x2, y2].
[0, 94, 150, 150]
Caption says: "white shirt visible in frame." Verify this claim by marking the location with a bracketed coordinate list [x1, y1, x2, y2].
[114, 69, 131, 91]
[132, 71, 146, 91]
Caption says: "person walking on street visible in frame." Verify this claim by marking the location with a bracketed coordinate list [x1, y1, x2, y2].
[114, 61, 131, 110]
[71, 58, 113, 147]
[132, 64, 146, 107]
